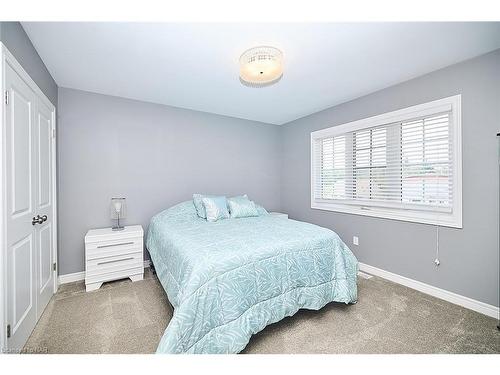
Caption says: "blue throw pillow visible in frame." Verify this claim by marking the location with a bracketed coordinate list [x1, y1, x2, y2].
[193, 194, 216, 219]
[202, 196, 230, 222]
[255, 204, 269, 216]
[228, 196, 259, 218]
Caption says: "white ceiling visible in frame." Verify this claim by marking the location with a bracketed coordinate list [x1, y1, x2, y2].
[22, 22, 500, 125]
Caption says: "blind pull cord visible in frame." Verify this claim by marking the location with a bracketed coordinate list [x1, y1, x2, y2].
[434, 225, 440, 267]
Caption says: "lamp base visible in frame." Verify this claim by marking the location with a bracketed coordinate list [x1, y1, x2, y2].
[112, 216, 124, 231]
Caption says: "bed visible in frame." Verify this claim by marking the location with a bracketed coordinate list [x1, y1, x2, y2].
[146, 201, 358, 354]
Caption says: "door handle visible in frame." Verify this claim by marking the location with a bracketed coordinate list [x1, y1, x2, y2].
[41, 215, 48, 222]
[32, 215, 43, 225]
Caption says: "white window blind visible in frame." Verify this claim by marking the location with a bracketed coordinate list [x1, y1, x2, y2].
[311, 96, 462, 228]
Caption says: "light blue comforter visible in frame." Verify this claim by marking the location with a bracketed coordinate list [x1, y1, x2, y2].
[146, 201, 358, 354]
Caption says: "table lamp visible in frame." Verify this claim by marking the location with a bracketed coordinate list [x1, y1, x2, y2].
[110, 197, 126, 231]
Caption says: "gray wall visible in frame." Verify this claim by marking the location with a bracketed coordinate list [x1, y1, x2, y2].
[57, 88, 281, 275]
[0, 22, 58, 106]
[280, 49, 500, 307]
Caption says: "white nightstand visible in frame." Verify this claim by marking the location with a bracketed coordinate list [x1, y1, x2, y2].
[84, 225, 144, 292]
[270, 212, 288, 219]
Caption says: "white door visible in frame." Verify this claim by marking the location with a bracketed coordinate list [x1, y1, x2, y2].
[5, 62, 37, 350]
[5, 60, 56, 350]
[35, 98, 55, 319]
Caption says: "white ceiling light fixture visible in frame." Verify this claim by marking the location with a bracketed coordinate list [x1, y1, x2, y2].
[239, 46, 284, 88]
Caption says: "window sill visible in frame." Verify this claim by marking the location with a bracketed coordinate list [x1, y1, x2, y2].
[311, 200, 462, 228]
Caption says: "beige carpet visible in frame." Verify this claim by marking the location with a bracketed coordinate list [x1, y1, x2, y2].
[24, 269, 499, 354]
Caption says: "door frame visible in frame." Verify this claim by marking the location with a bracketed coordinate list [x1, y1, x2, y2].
[0, 42, 58, 352]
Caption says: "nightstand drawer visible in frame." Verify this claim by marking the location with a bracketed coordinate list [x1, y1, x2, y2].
[86, 250, 143, 275]
[86, 237, 142, 259]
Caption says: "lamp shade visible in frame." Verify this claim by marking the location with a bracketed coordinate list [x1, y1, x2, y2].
[110, 197, 126, 219]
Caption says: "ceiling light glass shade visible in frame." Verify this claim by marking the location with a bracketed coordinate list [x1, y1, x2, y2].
[239, 46, 283, 88]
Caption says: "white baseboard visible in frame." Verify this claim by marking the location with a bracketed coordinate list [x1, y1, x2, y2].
[359, 262, 499, 319]
[58, 271, 85, 284]
[358, 271, 373, 280]
[58, 260, 151, 285]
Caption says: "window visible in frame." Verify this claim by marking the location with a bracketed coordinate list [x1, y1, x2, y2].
[311, 95, 462, 228]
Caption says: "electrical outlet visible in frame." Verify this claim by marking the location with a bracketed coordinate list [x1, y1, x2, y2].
[353, 236, 359, 246]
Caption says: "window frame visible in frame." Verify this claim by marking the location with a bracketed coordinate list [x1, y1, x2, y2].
[310, 95, 462, 228]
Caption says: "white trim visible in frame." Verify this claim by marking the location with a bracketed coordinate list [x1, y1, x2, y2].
[51, 107, 57, 293]
[58, 271, 85, 285]
[357, 271, 373, 280]
[310, 95, 462, 229]
[0, 41, 6, 352]
[58, 260, 151, 285]
[359, 262, 499, 319]
[311, 98, 455, 138]
[311, 201, 460, 228]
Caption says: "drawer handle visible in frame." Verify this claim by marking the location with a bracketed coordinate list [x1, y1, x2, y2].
[97, 257, 134, 266]
[97, 241, 134, 249]
[89, 250, 140, 261]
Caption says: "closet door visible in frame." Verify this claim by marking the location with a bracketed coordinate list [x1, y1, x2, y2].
[5, 62, 37, 350]
[34, 97, 55, 319]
